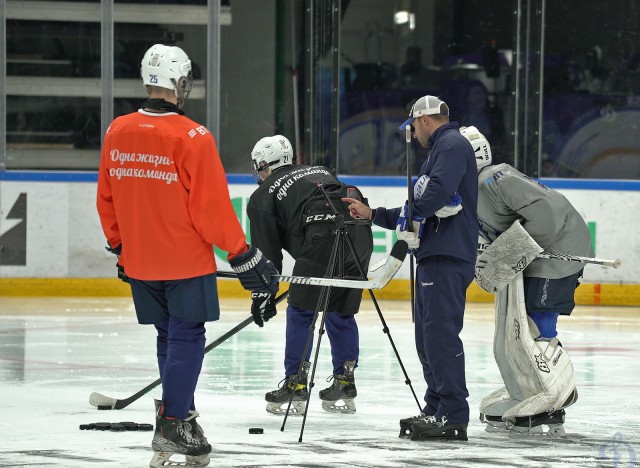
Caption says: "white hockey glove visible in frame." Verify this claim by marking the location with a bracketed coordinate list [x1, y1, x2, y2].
[435, 192, 463, 218]
[475, 219, 543, 293]
[396, 228, 420, 250]
[396, 201, 424, 250]
[414, 175, 463, 218]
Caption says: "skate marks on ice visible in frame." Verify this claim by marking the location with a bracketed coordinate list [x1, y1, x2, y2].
[170, 431, 637, 468]
[0, 449, 114, 465]
[0, 432, 635, 468]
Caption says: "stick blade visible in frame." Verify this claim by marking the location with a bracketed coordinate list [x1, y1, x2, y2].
[389, 240, 409, 260]
[369, 241, 409, 272]
[89, 392, 117, 410]
[371, 240, 408, 289]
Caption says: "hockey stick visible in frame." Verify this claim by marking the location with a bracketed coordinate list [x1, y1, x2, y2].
[89, 290, 289, 410]
[537, 251, 620, 268]
[219, 240, 408, 290]
[477, 244, 621, 268]
[405, 124, 416, 323]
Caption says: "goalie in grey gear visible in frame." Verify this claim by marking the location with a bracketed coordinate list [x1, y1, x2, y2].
[463, 126, 594, 436]
[246, 135, 373, 416]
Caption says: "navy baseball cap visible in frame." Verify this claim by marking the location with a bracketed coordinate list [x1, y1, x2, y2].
[399, 95, 449, 130]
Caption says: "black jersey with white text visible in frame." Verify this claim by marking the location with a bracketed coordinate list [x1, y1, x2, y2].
[246, 165, 373, 314]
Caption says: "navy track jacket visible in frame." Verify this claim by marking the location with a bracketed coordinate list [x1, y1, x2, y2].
[374, 122, 479, 264]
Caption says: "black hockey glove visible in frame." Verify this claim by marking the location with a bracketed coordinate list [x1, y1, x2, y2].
[105, 243, 122, 256]
[116, 263, 129, 283]
[105, 244, 128, 283]
[228, 245, 279, 294]
[251, 292, 277, 327]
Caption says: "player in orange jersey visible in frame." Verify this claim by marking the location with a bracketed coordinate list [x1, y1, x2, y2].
[96, 43, 277, 468]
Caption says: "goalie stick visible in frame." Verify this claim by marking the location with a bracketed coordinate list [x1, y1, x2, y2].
[536, 251, 620, 268]
[89, 290, 288, 410]
[220, 240, 408, 289]
[477, 243, 621, 268]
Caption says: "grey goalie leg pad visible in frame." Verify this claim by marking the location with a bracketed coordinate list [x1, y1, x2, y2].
[501, 275, 577, 419]
[481, 275, 578, 435]
[479, 281, 527, 432]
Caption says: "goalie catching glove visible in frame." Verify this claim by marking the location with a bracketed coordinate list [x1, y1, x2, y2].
[228, 245, 279, 294]
[251, 292, 277, 327]
[475, 219, 543, 293]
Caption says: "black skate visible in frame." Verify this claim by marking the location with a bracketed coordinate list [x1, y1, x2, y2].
[399, 413, 434, 438]
[409, 416, 468, 441]
[184, 409, 211, 467]
[150, 400, 211, 468]
[319, 360, 357, 414]
[507, 409, 567, 438]
[265, 361, 310, 416]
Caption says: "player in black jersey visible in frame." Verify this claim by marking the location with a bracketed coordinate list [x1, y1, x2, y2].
[246, 135, 373, 415]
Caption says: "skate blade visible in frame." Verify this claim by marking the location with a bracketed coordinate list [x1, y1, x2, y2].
[150, 452, 210, 467]
[508, 424, 567, 439]
[266, 400, 305, 416]
[482, 421, 507, 433]
[410, 428, 468, 442]
[321, 398, 356, 414]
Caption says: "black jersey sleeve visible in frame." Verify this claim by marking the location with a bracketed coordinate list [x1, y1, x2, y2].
[247, 203, 285, 274]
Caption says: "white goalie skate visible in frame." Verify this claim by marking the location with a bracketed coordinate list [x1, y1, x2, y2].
[319, 360, 357, 414]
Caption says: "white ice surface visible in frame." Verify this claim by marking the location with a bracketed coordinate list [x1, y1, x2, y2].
[0, 296, 639, 467]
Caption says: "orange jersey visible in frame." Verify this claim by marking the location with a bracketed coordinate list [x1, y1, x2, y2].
[97, 109, 247, 280]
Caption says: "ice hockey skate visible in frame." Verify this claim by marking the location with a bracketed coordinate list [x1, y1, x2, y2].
[399, 413, 434, 438]
[479, 413, 508, 433]
[409, 416, 468, 441]
[319, 360, 357, 414]
[150, 400, 211, 468]
[506, 409, 567, 438]
[265, 361, 310, 416]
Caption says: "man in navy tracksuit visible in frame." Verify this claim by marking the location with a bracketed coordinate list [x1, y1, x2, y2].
[343, 95, 478, 441]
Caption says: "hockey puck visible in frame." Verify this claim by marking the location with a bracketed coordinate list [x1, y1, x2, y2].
[137, 423, 154, 431]
[79, 423, 96, 430]
[249, 428, 264, 434]
[97, 405, 113, 410]
[94, 422, 112, 431]
[110, 423, 126, 432]
[121, 422, 139, 431]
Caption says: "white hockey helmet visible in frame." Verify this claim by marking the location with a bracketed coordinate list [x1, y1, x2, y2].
[140, 44, 193, 108]
[251, 135, 294, 182]
[460, 126, 492, 171]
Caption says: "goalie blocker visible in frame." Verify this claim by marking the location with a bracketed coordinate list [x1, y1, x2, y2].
[475, 219, 542, 293]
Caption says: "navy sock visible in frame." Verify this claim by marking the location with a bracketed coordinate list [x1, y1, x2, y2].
[528, 311, 560, 338]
